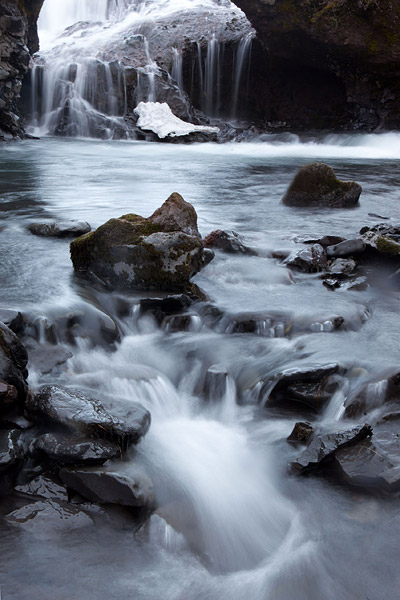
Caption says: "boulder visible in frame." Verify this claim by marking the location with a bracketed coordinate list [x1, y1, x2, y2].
[266, 363, 341, 412]
[360, 224, 400, 260]
[26, 385, 151, 449]
[30, 432, 120, 465]
[203, 230, 256, 255]
[60, 463, 154, 507]
[326, 239, 366, 258]
[285, 243, 327, 272]
[0, 321, 29, 409]
[70, 193, 213, 292]
[282, 163, 362, 208]
[290, 424, 372, 474]
[28, 220, 91, 238]
[287, 422, 314, 445]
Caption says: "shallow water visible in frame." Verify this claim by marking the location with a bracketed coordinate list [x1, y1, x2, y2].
[1, 135, 400, 599]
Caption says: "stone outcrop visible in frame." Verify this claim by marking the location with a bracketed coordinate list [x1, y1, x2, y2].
[70, 193, 213, 292]
[0, 0, 43, 138]
[235, 0, 400, 130]
[282, 163, 362, 208]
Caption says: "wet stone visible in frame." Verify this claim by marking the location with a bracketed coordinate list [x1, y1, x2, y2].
[28, 220, 91, 238]
[287, 422, 314, 445]
[326, 239, 366, 258]
[0, 309, 24, 334]
[140, 294, 193, 325]
[6, 499, 93, 533]
[60, 463, 154, 507]
[203, 229, 256, 255]
[285, 244, 327, 273]
[30, 432, 120, 465]
[15, 475, 69, 501]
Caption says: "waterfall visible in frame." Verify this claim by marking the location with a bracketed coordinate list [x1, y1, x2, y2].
[29, 0, 254, 138]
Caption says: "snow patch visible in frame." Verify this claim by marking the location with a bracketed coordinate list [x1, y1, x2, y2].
[134, 102, 220, 139]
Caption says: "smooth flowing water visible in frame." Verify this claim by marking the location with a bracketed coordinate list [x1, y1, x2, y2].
[1, 134, 400, 599]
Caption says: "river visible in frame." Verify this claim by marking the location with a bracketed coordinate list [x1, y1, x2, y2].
[0, 135, 400, 599]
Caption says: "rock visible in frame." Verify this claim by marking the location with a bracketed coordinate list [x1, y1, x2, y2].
[0, 321, 29, 408]
[282, 163, 361, 208]
[327, 258, 357, 277]
[360, 224, 400, 260]
[326, 239, 366, 258]
[30, 432, 120, 465]
[70, 193, 213, 292]
[0, 429, 23, 471]
[162, 313, 201, 333]
[28, 220, 91, 238]
[0, 379, 18, 410]
[203, 230, 256, 255]
[0, 308, 24, 334]
[300, 235, 346, 248]
[15, 475, 68, 501]
[334, 430, 400, 493]
[285, 244, 327, 273]
[139, 294, 193, 325]
[267, 363, 341, 412]
[344, 370, 400, 419]
[6, 499, 93, 533]
[287, 422, 314, 445]
[26, 385, 151, 449]
[60, 463, 153, 507]
[290, 424, 372, 474]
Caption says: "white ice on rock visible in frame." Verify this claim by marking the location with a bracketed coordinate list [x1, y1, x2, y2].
[134, 102, 220, 139]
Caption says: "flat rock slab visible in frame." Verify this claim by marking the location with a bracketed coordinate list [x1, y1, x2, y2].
[60, 463, 154, 507]
[28, 220, 91, 238]
[30, 432, 120, 465]
[15, 475, 68, 501]
[290, 424, 372, 473]
[26, 385, 151, 449]
[6, 499, 93, 534]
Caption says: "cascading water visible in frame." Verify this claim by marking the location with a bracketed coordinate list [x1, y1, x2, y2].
[27, 0, 255, 138]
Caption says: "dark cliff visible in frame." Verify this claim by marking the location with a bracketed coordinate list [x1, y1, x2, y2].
[0, 0, 43, 139]
[235, 0, 400, 130]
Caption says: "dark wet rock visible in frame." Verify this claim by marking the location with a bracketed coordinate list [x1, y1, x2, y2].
[327, 258, 357, 277]
[0, 309, 24, 334]
[334, 430, 400, 493]
[203, 230, 256, 255]
[299, 235, 346, 248]
[15, 475, 68, 501]
[0, 429, 23, 471]
[60, 463, 154, 507]
[282, 163, 362, 208]
[28, 220, 91, 238]
[285, 244, 327, 273]
[0, 321, 29, 408]
[266, 363, 341, 412]
[139, 294, 193, 325]
[344, 370, 400, 419]
[326, 239, 366, 258]
[0, 379, 18, 411]
[290, 424, 372, 474]
[287, 422, 314, 445]
[203, 365, 230, 402]
[70, 193, 213, 292]
[6, 499, 93, 533]
[30, 432, 120, 465]
[26, 385, 151, 449]
[162, 313, 200, 333]
[360, 224, 400, 260]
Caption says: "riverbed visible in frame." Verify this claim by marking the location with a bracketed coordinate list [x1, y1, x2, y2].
[1, 134, 400, 599]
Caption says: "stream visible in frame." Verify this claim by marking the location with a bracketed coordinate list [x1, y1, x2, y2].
[1, 135, 400, 599]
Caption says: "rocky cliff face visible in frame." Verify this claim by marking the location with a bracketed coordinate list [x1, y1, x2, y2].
[235, 0, 400, 130]
[0, 0, 43, 139]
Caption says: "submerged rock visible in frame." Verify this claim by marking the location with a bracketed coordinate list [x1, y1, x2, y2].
[203, 230, 256, 255]
[60, 463, 154, 507]
[70, 193, 213, 292]
[26, 385, 151, 449]
[28, 220, 91, 238]
[6, 499, 93, 533]
[282, 163, 362, 208]
[326, 239, 366, 258]
[139, 294, 194, 325]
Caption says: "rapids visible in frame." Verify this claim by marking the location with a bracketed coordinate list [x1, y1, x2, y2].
[1, 134, 400, 599]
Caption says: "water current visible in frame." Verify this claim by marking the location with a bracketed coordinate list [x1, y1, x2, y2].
[1, 134, 400, 599]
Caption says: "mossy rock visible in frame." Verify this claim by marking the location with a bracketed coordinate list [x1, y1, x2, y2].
[282, 162, 362, 208]
[70, 193, 213, 292]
